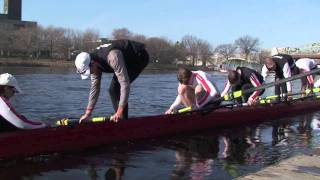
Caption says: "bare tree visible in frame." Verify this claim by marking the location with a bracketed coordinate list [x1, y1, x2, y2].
[131, 34, 147, 44]
[145, 37, 176, 64]
[111, 28, 133, 40]
[197, 39, 212, 67]
[82, 29, 100, 52]
[181, 35, 198, 66]
[0, 29, 13, 57]
[235, 35, 260, 60]
[174, 41, 187, 64]
[258, 49, 270, 64]
[215, 44, 237, 61]
[12, 27, 39, 58]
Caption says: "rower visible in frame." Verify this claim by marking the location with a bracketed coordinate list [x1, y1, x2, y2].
[294, 58, 320, 95]
[165, 67, 220, 114]
[221, 67, 264, 105]
[0, 73, 47, 132]
[261, 55, 294, 100]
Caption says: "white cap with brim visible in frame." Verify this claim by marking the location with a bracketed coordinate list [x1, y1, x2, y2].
[75, 52, 91, 80]
[0, 73, 22, 93]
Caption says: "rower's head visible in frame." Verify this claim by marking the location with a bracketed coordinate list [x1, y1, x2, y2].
[177, 67, 192, 85]
[228, 70, 240, 85]
[0, 73, 22, 99]
[264, 57, 276, 71]
[75, 52, 92, 80]
[291, 66, 300, 76]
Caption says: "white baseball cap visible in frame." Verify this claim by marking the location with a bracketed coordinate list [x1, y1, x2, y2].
[75, 52, 91, 80]
[0, 73, 22, 93]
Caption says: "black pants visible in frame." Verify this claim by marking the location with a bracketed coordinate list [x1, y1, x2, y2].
[232, 83, 264, 103]
[275, 78, 288, 97]
[109, 50, 149, 119]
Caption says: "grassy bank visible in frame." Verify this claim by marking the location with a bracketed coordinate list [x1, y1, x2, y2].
[0, 58, 73, 67]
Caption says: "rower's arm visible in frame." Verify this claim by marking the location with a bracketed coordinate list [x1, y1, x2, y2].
[221, 80, 231, 97]
[283, 63, 292, 92]
[0, 97, 46, 129]
[87, 72, 102, 114]
[169, 94, 182, 112]
[107, 50, 130, 107]
[261, 65, 268, 81]
[249, 73, 263, 101]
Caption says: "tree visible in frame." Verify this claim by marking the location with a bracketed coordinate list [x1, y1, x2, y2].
[215, 44, 237, 61]
[145, 37, 176, 64]
[0, 29, 14, 57]
[197, 39, 212, 67]
[131, 34, 147, 44]
[174, 41, 187, 64]
[111, 28, 133, 40]
[82, 29, 100, 52]
[235, 35, 260, 60]
[258, 49, 270, 64]
[181, 35, 199, 66]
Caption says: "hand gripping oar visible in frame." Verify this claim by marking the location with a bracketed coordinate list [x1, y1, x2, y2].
[220, 68, 320, 102]
[56, 117, 108, 126]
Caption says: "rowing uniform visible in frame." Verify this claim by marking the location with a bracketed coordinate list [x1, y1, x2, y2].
[261, 56, 292, 95]
[88, 39, 149, 119]
[0, 96, 46, 132]
[295, 58, 317, 88]
[169, 71, 220, 110]
[221, 67, 264, 103]
[272, 54, 296, 71]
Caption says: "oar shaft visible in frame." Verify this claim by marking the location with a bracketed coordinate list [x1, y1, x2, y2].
[56, 117, 108, 126]
[223, 68, 320, 101]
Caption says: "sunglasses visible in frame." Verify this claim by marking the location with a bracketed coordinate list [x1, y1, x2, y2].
[7, 86, 17, 93]
[76, 62, 92, 74]
[77, 67, 89, 74]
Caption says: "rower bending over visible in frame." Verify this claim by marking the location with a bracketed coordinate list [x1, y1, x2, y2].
[261, 56, 293, 99]
[221, 67, 264, 106]
[0, 73, 47, 132]
[165, 67, 220, 114]
[295, 58, 320, 95]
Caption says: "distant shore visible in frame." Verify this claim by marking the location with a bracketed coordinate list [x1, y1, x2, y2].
[0, 58, 73, 67]
[0, 58, 210, 71]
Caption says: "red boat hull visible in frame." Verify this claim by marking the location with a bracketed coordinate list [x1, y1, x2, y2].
[0, 99, 320, 159]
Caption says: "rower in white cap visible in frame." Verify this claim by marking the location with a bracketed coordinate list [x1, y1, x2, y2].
[0, 73, 47, 132]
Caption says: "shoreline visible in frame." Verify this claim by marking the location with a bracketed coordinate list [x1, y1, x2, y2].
[0, 58, 215, 72]
[0, 58, 73, 67]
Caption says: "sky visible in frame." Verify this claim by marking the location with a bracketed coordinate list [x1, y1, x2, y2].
[1, 0, 319, 48]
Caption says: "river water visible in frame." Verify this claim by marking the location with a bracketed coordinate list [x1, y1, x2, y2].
[0, 66, 320, 180]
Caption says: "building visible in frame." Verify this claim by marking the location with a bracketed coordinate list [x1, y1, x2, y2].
[0, 0, 36, 30]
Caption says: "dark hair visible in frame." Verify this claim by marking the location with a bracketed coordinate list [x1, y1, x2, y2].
[228, 70, 239, 84]
[177, 67, 192, 85]
[105, 168, 117, 180]
[0, 85, 5, 95]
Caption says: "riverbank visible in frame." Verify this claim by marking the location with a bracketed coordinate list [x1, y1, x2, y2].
[0, 58, 73, 67]
[0, 58, 212, 71]
[237, 152, 320, 180]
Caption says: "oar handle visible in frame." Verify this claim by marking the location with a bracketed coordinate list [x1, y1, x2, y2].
[56, 117, 108, 126]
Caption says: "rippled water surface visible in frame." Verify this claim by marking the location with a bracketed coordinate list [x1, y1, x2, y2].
[0, 66, 320, 180]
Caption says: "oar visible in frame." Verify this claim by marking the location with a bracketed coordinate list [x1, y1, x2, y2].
[221, 68, 320, 101]
[259, 87, 320, 104]
[56, 117, 108, 126]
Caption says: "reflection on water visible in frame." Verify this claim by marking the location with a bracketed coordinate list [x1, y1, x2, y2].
[0, 66, 320, 179]
[1, 114, 319, 180]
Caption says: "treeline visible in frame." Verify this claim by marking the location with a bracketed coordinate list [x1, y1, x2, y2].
[0, 26, 268, 66]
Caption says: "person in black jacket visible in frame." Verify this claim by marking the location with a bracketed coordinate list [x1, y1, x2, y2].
[221, 67, 264, 105]
[75, 40, 149, 122]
